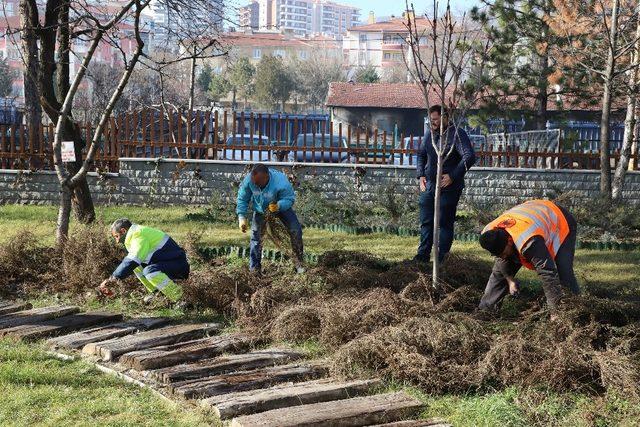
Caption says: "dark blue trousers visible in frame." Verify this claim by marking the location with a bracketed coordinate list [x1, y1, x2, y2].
[416, 188, 463, 263]
[250, 209, 304, 271]
[142, 255, 190, 280]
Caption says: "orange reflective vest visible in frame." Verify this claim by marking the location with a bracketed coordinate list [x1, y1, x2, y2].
[482, 200, 570, 270]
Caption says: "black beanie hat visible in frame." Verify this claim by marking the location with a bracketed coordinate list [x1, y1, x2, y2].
[479, 229, 509, 256]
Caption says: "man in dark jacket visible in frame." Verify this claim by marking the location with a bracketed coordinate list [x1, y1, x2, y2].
[415, 105, 476, 263]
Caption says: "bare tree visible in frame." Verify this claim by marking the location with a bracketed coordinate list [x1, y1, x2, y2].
[404, 1, 489, 284]
[613, 9, 640, 200]
[550, 0, 640, 198]
[12, 0, 227, 244]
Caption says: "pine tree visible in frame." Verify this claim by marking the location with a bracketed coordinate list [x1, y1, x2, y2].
[0, 57, 16, 97]
[471, 0, 569, 129]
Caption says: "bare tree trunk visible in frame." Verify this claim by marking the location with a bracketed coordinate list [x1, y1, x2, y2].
[432, 154, 443, 282]
[612, 15, 640, 200]
[599, 0, 620, 199]
[185, 52, 196, 159]
[56, 186, 72, 245]
[535, 50, 549, 131]
[19, 0, 42, 156]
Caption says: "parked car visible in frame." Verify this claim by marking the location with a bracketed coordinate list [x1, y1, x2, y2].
[218, 134, 273, 161]
[287, 134, 353, 163]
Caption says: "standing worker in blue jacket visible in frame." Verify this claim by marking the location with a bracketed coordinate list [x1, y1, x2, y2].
[415, 105, 476, 264]
[98, 219, 189, 305]
[237, 163, 304, 274]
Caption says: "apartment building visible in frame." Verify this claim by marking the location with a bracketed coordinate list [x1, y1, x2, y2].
[342, 15, 428, 69]
[149, 0, 224, 48]
[253, 0, 359, 37]
[239, 1, 260, 29]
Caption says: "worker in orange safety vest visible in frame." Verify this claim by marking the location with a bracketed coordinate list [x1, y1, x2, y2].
[477, 199, 580, 311]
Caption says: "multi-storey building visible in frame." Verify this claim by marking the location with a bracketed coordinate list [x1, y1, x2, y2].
[255, 0, 359, 37]
[239, 1, 260, 30]
[342, 14, 428, 70]
[149, 0, 224, 49]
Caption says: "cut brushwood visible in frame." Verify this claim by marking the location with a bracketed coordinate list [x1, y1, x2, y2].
[370, 420, 452, 427]
[0, 306, 79, 329]
[83, 323, 220, 361]
[0, 312, 123, 341]
[201, 378, 382, 419]
[153, 348, 303, 385]
[229, 391, 423, 427]
[119, 333, 254, 371]
[173, 363, 327, 399]
[48, 317, 170, 350]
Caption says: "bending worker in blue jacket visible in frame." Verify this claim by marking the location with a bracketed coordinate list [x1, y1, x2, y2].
[415, 105, 476, 264]
[98, 219, 189, 304]
[237, 163, 304, 274]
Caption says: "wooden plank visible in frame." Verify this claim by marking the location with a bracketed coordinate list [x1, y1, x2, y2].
[83, 323, 220, 361]
[1, 312, 123, 341]
[48, 317, 170, 350]
[230, 392, 423, 427]
[0, 306, 79, 329]
[202, 378, 381, 420]
[371, 421, 452, 427]
[173, 363, 327, 399]
[156, 348, 303, 385]
[120, 333, 254, 371]
[0, 302, 32, 316]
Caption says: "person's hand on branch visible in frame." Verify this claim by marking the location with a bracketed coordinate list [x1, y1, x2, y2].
[268, 202, 279, 213]
[419, 176, 427, 192]
[441, 174, 452, 188]
[506, 276, 520, 297]
[98, 278, 116, 297]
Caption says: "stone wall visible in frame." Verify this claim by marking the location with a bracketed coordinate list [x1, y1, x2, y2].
[2, 158, 640, 207]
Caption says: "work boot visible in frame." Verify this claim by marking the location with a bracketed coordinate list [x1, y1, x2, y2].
[143, 292, 157, 305]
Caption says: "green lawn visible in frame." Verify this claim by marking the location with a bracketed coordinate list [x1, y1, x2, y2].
[1, 204, 639, 426]
[0, 339, 217, 427]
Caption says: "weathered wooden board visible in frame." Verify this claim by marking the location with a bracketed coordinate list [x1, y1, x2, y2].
[0, 306, 80, 329]
[48, 317, 170, 350]
[153, 348, 303, 385]
[83, 323, 221, 361]
[230, 392, 423, 427]
[173, 363, 327, 399]
[0, 302, 32, 316]
[0, 312, 123, 341]
[202, 378, 381, 420]
[371, 421, 452, 427]
[119, 333, 254, 371]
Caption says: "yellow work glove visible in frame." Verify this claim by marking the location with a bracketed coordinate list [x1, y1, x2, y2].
[239, 217, 248, 233]
[268, 202, 279, 213]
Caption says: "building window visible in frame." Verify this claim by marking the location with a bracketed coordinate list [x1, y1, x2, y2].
[253, 48, 262, 59]
[299, 50, 307, 59]
[359, 33, 367, 42]
[273, 49, 285, 58]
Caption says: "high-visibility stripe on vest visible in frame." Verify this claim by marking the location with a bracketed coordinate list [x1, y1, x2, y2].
[483, 200, 570, 270]
[124, 224, 170, 265]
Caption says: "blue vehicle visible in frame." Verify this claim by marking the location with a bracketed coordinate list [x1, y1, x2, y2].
[219, 134, 273, 161]
[287, 133, 353, 163]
